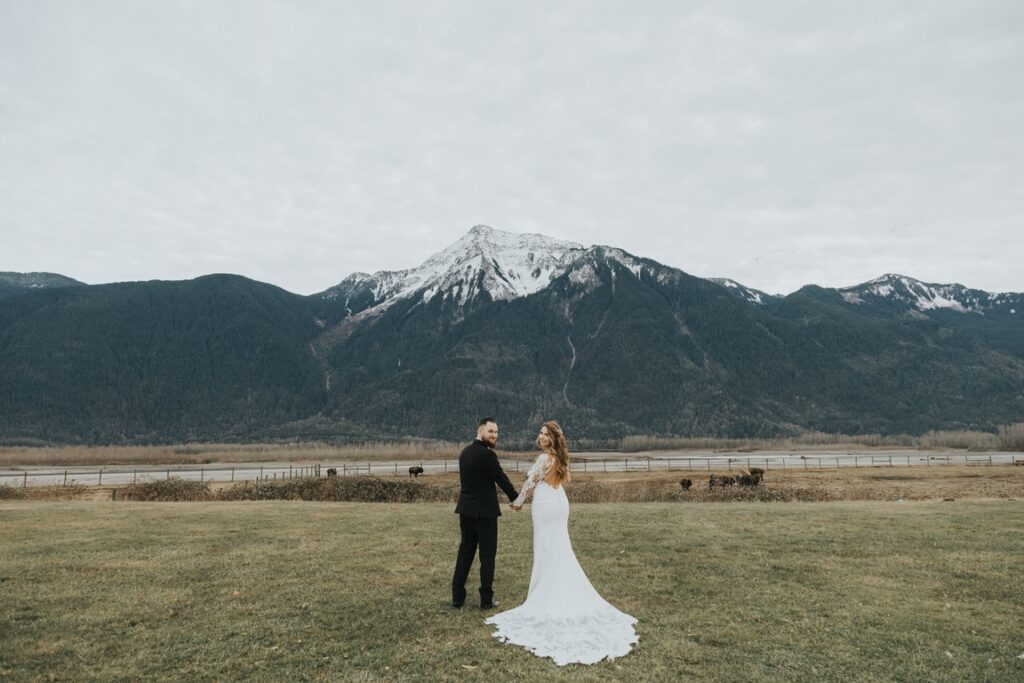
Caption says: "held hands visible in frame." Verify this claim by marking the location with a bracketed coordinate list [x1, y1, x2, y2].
[510, 503, 522, 511]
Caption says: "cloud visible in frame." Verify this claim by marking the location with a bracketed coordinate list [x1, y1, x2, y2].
[1, 0, 1022, 294]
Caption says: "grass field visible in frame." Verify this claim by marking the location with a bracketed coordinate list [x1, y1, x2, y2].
[2, 498, 1022, 681]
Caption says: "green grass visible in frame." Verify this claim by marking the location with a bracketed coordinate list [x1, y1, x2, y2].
[1, 500, 1022, 681]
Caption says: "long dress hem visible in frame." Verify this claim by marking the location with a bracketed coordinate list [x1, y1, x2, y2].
[485, 453, 639, 666]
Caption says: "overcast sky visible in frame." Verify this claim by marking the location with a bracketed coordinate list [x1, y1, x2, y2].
[2, 1, 1022, 296]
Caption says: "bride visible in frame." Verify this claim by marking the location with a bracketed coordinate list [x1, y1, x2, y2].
[485, 421, 638, 666]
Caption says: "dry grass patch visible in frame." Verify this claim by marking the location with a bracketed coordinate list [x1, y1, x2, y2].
[0, 440, 470, 467]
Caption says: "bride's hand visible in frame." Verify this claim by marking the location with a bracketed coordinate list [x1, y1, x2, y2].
[510, 503, 522, 511]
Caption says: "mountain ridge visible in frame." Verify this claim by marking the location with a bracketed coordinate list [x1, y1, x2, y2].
[1, 226, 1022, 444]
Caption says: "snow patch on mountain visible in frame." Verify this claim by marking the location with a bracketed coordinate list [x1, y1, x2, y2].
[710, 278, 775, 304]
[838, 274, 1019, 314]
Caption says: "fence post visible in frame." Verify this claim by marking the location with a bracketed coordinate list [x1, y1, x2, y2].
[63, 470, 68, 487]
[647, 459, 651, 472]
[200, 468, 204, 483]
[133, 469, 138, 483]
[444, 461, 447, 474]
[888, 455, 892, 467]
[231, 467, 235, 482]
[167, 469, 170, 480]
[98, 470, 102, 486]
[584, 459, 587, 473]
[289, 465, 293, 479]
[23, 472, 27, 488]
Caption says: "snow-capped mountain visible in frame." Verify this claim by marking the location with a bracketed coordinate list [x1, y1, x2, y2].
[838, 273, 1020, 315]
[318, 225, 651, 313]
[317, 226, 1020, 327]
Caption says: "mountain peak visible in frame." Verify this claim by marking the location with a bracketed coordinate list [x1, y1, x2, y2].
[415, 226, 585, 303]
[322, 225, 587, 309]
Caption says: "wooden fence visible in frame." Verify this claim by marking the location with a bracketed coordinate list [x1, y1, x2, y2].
[1, 452, 1021, 489]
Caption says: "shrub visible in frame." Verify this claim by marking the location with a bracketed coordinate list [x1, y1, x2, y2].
[0, 484, 25, 500]
[216, 476, 458, 503]
[117, 478, 213, 501]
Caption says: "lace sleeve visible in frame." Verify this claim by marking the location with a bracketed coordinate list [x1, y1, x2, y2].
[512, 454, 550, 506]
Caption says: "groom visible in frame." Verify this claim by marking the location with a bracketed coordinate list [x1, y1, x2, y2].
[451, 417, 519, 609]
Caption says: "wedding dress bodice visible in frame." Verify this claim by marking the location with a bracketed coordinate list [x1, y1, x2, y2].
[511, 452, 552, 507]
[486, 452, 638, 665]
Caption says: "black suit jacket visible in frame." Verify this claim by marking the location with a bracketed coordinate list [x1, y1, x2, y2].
[454, 439, 519, 517]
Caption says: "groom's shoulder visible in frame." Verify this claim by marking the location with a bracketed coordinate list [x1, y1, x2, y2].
[461, 440, 495, 459]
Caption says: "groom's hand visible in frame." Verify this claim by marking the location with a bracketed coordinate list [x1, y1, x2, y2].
[510, 504, 522, 511]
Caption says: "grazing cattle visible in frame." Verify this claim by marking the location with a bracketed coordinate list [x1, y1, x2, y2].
[737, 472, 762, 487]
[679, 478, 693, 491]
[326, 468, 337, 477]
[748, 467, 765, 478]
[708, 474, 736, 489]
[409, 466, 425, 478]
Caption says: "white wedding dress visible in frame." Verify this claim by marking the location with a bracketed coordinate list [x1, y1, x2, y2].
[485, 453, 638, 666]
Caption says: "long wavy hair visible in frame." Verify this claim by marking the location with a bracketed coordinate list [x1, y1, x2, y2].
[538, 420, 570, 484]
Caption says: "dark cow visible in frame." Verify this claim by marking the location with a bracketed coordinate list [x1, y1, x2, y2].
[679, 478, 693, 491]
[408, 466, 425, 478]
[737, 472, 762, 487]
[326, 468, 337, 477]
[708, 474, 736, 489]
[748, 467, 765, 478]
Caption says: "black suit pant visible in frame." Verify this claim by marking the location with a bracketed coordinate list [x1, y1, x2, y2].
[451, 514, 498, 605]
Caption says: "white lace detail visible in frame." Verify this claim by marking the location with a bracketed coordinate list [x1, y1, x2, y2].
[487, 475, 639, 666]
[511, 453, 550, 507]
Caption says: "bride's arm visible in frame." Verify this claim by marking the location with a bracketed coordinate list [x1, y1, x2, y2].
[511, 454, 549, 507]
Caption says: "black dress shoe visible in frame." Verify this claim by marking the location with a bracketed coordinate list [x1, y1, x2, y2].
[480, 600, 499, 610]
[451, 601, 464, 609]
